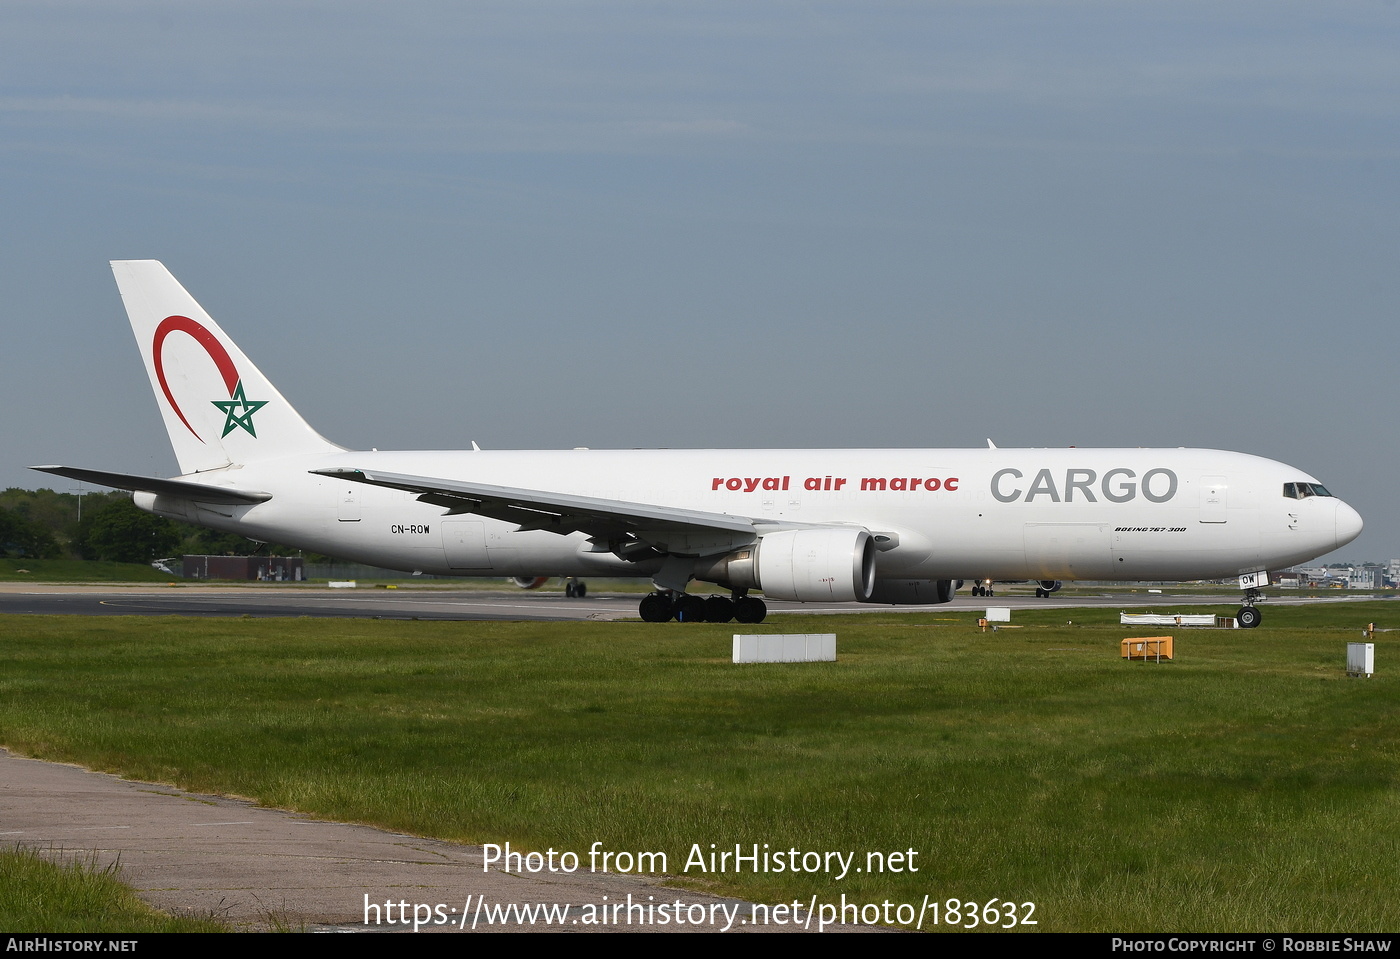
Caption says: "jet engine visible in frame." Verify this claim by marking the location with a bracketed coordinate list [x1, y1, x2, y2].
[511, 576, 550, 590]
[694, 528, 876, 602]
[864, 579, 957, 604]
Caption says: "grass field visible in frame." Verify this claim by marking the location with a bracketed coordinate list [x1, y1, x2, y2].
[0, 847, 226, 932]
[0, 559, 177, 582]
[1, 602, 1396, 931]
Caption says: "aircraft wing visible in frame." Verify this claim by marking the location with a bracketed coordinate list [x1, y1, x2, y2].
[31, 466, 272, 506]
[313, 467, 766, 555]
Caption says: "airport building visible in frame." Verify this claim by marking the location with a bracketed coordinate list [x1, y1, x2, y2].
[182, 555, 304, 581]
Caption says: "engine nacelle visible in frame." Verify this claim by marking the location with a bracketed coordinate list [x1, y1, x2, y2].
[1040, 580, 1062, 593]
[692, 528, 877, 602]
[864, 579, 956, 605]
[757, 528, 876, 602]
[511, 576, 550, 590]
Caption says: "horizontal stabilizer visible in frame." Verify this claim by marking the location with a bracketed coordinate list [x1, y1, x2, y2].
[31, 466, 272, 505]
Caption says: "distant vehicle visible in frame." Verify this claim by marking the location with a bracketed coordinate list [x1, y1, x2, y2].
[511, 576, 588, 597]
[35, 261, 1363, 626]
[969, 579, 1062, 598]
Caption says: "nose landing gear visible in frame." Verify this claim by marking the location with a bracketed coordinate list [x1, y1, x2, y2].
[1236, 585, 1263, 629]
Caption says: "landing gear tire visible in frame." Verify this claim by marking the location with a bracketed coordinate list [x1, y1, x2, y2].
[639, 592, 674, 623]
[574, 581, 586, 598]
[565, 582, 575, 597]
[734, 596, 767, 624]
[675, 594, 708, 623]
[704, 596, 735, 624]
[1237, 605, 1261, 629]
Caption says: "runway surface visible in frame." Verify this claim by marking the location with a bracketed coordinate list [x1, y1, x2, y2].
[3, 582, 1376, 622]
[0, 584, 630, 621]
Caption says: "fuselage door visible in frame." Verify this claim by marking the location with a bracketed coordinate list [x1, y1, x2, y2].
[442, 520, 493, 569]
[1199, 475, 1227, 524]
[337, 485, 361, 522]
[1024, 523, 1113, 580]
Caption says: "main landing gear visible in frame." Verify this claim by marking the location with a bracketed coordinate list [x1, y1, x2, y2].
[564, 578, 587, 598]
[638, 590, 767, 624]
[1236, 586, 1263, 629]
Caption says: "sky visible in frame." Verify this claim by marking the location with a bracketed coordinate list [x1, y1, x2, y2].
[2, 1, 1396, 564]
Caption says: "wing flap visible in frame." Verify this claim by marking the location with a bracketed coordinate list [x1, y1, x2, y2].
[313, 467, 761, 553]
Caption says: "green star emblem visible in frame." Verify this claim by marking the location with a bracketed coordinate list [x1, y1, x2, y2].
[211, 380, 269, 438]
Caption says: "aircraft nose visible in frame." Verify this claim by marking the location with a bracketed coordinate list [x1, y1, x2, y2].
[1335, 500, 1364, 549]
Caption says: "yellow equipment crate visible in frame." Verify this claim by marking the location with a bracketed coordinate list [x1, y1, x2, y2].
[1121, 636, 1174, 661]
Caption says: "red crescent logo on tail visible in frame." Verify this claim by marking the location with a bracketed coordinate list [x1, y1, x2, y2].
[153, 315, 240, 443]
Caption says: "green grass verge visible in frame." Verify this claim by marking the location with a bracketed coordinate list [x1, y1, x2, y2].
[0, 847, 225, 932]
[0, 603, 1397, 931]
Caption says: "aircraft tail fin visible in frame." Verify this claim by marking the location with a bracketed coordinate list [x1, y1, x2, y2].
[111, 260, 344, 475]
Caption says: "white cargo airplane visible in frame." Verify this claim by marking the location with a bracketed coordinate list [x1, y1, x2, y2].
[35, 261, 1363, 626]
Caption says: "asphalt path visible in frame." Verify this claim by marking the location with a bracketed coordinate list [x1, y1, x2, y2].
[0, 583, 1382, 622]
[0, 748, 849, 933]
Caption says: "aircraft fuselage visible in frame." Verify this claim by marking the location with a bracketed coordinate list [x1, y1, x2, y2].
[136, 446, 1359, 585]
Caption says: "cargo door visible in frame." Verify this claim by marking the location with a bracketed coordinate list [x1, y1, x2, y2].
[1024, 523, 1113, 580]
[442, 520, 493, 570]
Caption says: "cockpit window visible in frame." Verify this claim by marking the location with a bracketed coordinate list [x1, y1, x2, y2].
[1284, 482, 1333, 499]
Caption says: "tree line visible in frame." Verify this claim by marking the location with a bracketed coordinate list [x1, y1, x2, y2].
[0, 487, 307, 564]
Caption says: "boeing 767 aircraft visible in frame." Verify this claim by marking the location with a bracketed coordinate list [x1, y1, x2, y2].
[35, 261, 1363, 625]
